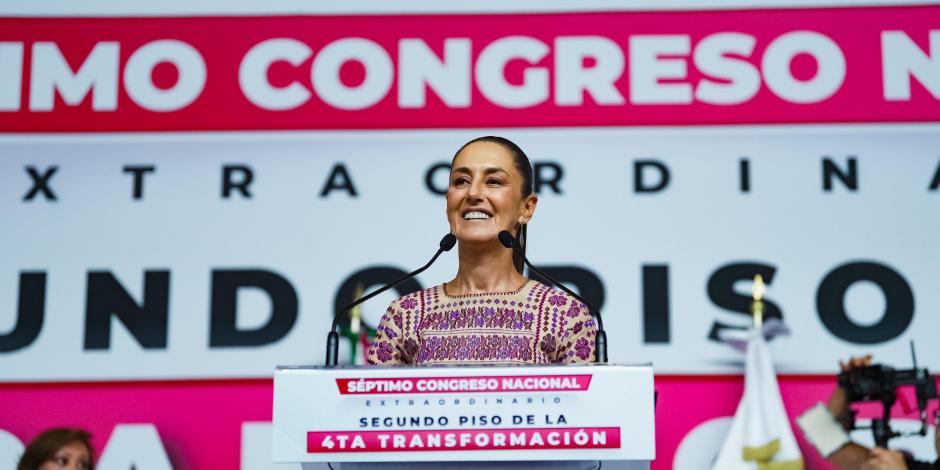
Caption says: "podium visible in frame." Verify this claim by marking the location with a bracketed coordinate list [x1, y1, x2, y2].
[272, 363, 654, 469]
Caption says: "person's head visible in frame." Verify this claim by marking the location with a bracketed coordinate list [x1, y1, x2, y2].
[17, 428, 94, 470]
[447, 136, 537, 272]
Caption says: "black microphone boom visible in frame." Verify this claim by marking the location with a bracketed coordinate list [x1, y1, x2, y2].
[324, 233, 456, 367]
[498, 230, 608, 363]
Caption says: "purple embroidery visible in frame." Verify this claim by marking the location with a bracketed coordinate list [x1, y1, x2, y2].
[372, 281, 597, 365]
[540, 336, 557, 354]
[575, 338, 591, 360]
[375, 342, 394, 362]
[403, 339, 418, 358]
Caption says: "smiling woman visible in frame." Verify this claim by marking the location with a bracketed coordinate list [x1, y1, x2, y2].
[367, 136, 597, 366]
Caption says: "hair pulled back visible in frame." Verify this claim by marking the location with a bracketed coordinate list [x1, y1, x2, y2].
[453, 136, 533, 274]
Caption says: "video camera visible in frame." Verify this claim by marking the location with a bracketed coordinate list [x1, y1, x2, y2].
[837, 343, 938, 447]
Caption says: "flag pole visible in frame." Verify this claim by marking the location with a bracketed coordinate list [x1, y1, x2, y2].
[751, 274, 765, 328]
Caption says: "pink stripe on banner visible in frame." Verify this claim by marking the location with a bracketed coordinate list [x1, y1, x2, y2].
[306, 427, 620, 453]
[1, 5, 939, 132]
[2, 376, 934, 469]
[335, 374, 592, 394]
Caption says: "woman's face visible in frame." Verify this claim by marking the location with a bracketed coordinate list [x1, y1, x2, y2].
[446, 141, 537, 245]
[38, 441, 91, 470]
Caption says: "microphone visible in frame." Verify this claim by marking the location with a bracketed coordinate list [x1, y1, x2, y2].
[324, 233, 457, 367]
[498, 230, 608, 363]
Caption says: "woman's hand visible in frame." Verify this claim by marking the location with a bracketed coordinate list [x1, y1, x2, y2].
[860, 447, 908, 470]
[827, 355, 873, 429]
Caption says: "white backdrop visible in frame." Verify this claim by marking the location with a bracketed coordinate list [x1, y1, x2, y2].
[2, 124, 938, 380]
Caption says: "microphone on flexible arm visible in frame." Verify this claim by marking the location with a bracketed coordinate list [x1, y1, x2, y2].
[498, 230, 608, 364]
[324, 233, 457, 367]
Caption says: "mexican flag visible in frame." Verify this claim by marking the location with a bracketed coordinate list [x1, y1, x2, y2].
[713, 323, 804, 470]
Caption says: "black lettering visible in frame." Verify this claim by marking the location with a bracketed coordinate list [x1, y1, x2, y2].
[334, 267, 423, 330]
[929, 157, 940, 191]
[320, 163, 358, 197]
[424, 162, 451, 196]
[84, 271, 170, 350]
[642, 265, 669, 343]
[634, 160, 670, 193]
[707, 263, 783, 342]
[534, 162, 563, 194]
[822, 157, 858, 192]
[530, 266, 605, 313]
[23, 166, 58, 201]
[739, 158, 751, 193]
[123, 165, 155, 200]
[0, 272, 46, 352]
[209, 269, 298, 347]
[222, 165, 254, 199]
[816, 261, 914, 344]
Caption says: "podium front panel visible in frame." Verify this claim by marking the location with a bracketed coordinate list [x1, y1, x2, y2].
[273, 363, 654, 463]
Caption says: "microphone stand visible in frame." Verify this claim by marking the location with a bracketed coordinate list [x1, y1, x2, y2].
[498, 231, 608, 363]
[324, 234, 456, 367]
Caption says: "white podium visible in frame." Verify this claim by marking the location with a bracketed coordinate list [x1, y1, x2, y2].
[272, 363, 655, 469]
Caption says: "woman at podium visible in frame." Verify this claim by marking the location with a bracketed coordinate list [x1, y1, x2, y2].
[367, 136, 597, 366]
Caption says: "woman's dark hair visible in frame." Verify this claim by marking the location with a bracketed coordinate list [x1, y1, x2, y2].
[18, 428, 95, 470]
[453, 136, 533, 274]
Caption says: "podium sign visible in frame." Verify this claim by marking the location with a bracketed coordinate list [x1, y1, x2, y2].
[272, 363, 655, 463]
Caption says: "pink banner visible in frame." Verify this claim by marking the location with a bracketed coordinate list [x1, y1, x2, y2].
[1, 5, 939, 132]
[6, 376, 934, 468]
[2, 4, 939, 469]
[335, 374, 592, 394]
[306, 427, 620, 453]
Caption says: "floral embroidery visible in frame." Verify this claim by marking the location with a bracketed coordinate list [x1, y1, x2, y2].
[575, 338, 591, 360]
[367, 281, 595, 365]
[540, 336, 556, 354]
[419, 306, 535, 331]
[375, 342, 394, 362]
[403, 338, 419, 358]
[566, 304, 581, 317]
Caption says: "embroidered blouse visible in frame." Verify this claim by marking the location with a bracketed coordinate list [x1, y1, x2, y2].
[366, 279, 597, 366]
